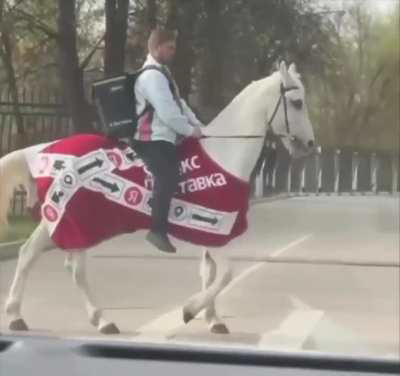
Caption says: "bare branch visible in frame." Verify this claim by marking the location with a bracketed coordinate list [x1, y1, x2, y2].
[79, 32, 106, 70]
[13, 8, 59, 39]
[132, 0, 145, 10]
[6, 0, 27, 12]
[369, 64, 385, 89]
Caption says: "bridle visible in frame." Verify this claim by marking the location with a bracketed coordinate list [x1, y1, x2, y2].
[202, 82, 299, 143]
[265, 83, 299, 142]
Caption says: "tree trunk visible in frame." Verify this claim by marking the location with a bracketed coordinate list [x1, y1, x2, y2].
[199, 0, 224, 108]
[166, 0, 197, 101]
[104, 0, 129, 76]
[57, 0, 93, 133]
[146, 0, 157, 31]
[0, 0, 25, 147]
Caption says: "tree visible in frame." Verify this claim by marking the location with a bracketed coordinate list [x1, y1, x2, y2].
[104, 0, 130, 76]
[57, 0, 94, 133]
[5, 0, 132, 133]
[0, 0, 24, 142]
[165, 0, 200, 100]
[308, 0, 399, 152]
[198, 0, 225, 109]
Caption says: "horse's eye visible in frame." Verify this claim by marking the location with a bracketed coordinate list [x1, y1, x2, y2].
[291, 99, 303, 110]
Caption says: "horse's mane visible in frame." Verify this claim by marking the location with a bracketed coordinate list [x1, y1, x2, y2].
[207, 71, 281, 131]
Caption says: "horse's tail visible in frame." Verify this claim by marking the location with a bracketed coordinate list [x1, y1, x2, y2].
[0, 149, 32, 236]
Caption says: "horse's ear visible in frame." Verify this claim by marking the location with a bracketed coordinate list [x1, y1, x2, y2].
[279, 61, 288, 74]
[289, 63, 297, 74]
[279, 61, 290, 83]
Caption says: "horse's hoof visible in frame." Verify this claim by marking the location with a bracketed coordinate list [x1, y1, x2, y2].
[89, 311, 101, 327]
[210, 323, 230, 334]
[183, 310, 194, 324]
[9, 318, 29, 331]
[99, 322, 120, 335]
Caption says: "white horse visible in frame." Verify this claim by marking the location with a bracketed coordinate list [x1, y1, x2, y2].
[0, 62, 315, 335]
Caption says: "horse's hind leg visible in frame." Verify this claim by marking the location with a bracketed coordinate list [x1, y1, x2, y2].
[66, 251, 120, 335]
[5, 221, 53, 331]
[200, 249, 230, 334]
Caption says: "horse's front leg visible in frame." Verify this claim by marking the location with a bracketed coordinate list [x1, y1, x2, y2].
[65, 251, 120, 335]
[183, 248, 232, 326]
[200, 249, 230, 334]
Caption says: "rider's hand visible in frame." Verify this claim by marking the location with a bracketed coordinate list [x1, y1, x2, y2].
[191, 125, 203, 139]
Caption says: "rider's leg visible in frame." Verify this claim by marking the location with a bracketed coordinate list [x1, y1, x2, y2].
[132, 140, 180, 253]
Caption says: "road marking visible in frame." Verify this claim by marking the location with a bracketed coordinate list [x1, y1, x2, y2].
[258, 296, 324, 350]
[222, 234, 313, 295]
[134, 234, 313, 341]
[270, 234, 313, 258]
[134, 308, 184, 340]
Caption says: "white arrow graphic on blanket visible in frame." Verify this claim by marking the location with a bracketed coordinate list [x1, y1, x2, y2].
[192, 213, 218, 225]
[78, 158, 104, 174]
[92, 177, 120, 193]
[88, 173, 126, 199]
[75, 151, 111, 181]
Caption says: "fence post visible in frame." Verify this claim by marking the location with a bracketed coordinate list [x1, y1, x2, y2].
[334, 149, 341, 195]
[315, 146, 322, 195]
[255, 160, 264, 198]
[351, 151, 359, 193]
[392, 154, 399, 195]
[300, 163, 306, 194]
[371, 152, 378, 194]
[271, 142, 277, 191]
[287, 161, 292, 194]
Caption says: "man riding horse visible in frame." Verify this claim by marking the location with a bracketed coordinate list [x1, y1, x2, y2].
[132, 28, 204, 253]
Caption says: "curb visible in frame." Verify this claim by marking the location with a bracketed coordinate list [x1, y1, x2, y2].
[0, 239, 25, 262]
[250, 193, 292, 206]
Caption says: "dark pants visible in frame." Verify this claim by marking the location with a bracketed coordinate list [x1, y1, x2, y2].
[132, 140, 180, 234]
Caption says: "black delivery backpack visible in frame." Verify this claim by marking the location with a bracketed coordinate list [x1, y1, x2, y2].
[91, 65, 172, 139]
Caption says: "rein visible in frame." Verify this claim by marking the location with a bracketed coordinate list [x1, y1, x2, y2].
[203, 83, 299, 142]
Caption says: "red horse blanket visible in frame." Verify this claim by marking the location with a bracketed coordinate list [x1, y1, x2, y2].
[26, 134, 250, 250]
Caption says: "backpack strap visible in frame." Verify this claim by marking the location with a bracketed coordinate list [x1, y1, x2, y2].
[137, 65, 182, 112]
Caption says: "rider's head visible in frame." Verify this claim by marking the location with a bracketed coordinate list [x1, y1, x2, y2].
[148, 28, 177, 65]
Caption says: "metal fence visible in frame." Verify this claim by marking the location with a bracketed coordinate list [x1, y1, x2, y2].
[253, 142, 399, 198]
[0, 88, 72, 216]
[0, 88, 72, 156]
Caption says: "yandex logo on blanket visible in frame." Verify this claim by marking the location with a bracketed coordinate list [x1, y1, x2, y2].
[106, 151, 122, 169]
[124, 187, 143, 206]
[43, 204, 58, 222]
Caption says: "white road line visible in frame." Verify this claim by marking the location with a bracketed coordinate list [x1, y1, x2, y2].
[258, 310, 324, 350]
[258, 296, 324, 350]
[270, 234, 313, 258]
[222, 234, 313, 295]
[134, 234, 313, 340]
[134, 308, 184, 340]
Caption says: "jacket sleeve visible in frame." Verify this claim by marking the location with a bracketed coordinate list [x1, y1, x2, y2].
[180, 99, 205, 127]
[140, 70, 194, 137]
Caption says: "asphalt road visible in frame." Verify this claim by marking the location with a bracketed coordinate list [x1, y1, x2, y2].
[0, 195, 399, 359]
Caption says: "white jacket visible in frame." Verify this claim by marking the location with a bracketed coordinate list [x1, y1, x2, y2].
[134, 54, 202, 144]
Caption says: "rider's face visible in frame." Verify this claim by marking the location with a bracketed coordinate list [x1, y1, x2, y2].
[155, 40, 176, 65]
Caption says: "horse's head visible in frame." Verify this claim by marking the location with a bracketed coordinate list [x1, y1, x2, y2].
[264, 61, 315, 159]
